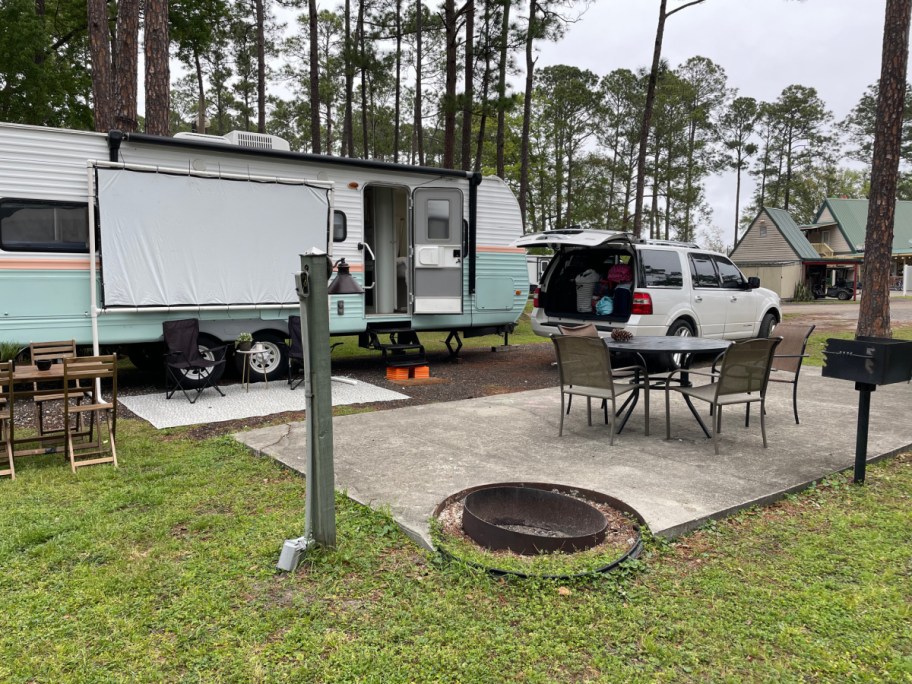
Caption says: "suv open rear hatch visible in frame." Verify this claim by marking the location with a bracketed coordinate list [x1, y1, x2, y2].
[512, 229, 633, 250]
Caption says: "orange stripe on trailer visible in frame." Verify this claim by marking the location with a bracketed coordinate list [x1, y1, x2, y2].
[0, 257, 94, 270]
[477, 246, 525, 253]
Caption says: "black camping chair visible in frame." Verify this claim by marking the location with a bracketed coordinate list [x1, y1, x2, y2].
[287, 315, 305, 390]
[163, 319, 228, 403]
[287, 315, 343, 390]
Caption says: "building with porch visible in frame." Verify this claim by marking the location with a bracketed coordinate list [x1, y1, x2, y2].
[731, 199, 912, 299]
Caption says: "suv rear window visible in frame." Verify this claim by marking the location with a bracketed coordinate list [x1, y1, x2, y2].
[640, 249, 683, 287]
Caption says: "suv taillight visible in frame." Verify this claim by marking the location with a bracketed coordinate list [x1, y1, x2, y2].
[532, 287, 541, 309]
[631, 291, 653, 315]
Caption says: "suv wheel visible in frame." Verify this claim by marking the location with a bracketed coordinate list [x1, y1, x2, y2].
[658, 319, 695, 371]
[758, 312, 777, 338]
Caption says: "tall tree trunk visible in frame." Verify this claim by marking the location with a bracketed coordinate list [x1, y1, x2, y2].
[113, 0, 139, 131]
[414, 0, 424, 165]
[474, 12, 492, 173]
[114, 0, 139, 132]
[683, 119, 696, 240]
[733, 149, 743, 244]
[461, 0, 474, 171]
[194, 52, 206, 133]
[633, 0, 667, 239]
[144, 0, 169, 135]
[394, 0, 402, 162]
[443, 0, 458, 168]
[88, 0, 113, 131]
[783, 130, 794, 210]
[633, 0, 705, 238]
[518, 0, 537, 230]
[308, 0, 321, 153]
[495, 0, 510, 178]
[343, 0, 354, 156]
[858, 0, 912, 337]
[255, 0, 266, 133]
[358, 0, 368, 157]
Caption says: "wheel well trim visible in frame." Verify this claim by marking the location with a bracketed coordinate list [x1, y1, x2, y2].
[667, 314, 698, 336]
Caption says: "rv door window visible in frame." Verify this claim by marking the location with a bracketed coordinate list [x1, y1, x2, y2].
[427, 199, 451, 241]
[0, 200, 89, 253]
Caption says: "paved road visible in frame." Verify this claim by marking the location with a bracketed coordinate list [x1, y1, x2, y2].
[782, 293, 912, 331]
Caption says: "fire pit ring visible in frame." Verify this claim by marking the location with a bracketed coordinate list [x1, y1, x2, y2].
[462, 486, 608, 555]
[433, 483, 647, 579]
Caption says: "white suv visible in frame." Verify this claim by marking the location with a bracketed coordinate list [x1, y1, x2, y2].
[515, 230, 781, 358]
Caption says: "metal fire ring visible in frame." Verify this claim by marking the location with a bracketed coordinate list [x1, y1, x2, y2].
[462, 486, 608, 555]
[433, 482, 647, 579]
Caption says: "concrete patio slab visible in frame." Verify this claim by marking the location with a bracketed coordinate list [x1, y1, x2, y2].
[235, 367, 912, 549]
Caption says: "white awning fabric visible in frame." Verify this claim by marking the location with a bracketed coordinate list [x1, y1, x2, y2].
[96, 166, 330, 308]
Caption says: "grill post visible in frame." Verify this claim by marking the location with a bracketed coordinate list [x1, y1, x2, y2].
[853, 382, 875, 484]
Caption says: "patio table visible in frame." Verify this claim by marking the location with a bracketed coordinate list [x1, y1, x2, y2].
[603, 335, 732, 438]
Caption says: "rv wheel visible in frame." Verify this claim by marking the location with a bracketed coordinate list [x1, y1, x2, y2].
[126, 343, 164, 374]
[234, 331, 288, 382]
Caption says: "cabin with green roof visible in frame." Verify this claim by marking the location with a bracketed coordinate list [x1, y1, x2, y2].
[732, 199, 912, 299]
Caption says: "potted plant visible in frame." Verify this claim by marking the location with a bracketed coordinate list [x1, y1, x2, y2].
[235, 332, 253, 352]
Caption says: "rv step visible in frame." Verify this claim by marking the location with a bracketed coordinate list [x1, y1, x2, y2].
[361, 328, 427, 367]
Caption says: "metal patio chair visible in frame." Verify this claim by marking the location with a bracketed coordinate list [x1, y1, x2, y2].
[767, 323, 816, 424]
[552, 334, 650, 444]
[163, 319, 228, 403]
[665, 337, 782, 454]
[557, 323, 638, 420]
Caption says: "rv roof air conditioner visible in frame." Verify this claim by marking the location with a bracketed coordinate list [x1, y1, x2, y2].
[173, 132, 232, 145]
[224, 131, 291, 151]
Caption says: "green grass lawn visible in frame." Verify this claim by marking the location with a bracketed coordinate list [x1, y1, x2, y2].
[803, 326, 912, 367]
[2, 423, 911, 682]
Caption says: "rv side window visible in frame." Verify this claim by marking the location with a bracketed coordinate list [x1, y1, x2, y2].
[0, 200, 90, 253]
[333, 210, 347, 242]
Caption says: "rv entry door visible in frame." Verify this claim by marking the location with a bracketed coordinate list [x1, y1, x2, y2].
[412, 188, 463, 314]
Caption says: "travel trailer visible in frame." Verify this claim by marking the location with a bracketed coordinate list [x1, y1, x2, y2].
[0, 122, 528, 381]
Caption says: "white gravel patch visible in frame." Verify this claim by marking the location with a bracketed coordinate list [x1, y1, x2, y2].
[119, 378, 409, 429]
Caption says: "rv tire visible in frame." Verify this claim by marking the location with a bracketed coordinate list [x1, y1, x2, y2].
[126, 343, 164, 374]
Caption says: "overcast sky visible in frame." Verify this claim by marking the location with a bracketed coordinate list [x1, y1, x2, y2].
[169, 0, 892, 246]
[536, 0, 890, 246]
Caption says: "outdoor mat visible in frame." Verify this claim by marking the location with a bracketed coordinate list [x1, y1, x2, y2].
[119, 378, 410, 429]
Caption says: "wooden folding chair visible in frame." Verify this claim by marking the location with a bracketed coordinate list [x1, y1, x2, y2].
[62, 354, 118, 472]
[29, 340, 89, 436]
[0, 361, 15, 480]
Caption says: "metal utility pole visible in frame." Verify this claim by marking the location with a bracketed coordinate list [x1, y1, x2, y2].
[277, 251, 336, 571]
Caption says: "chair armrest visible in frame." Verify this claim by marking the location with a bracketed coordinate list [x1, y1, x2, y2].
[612, 364, 647, 375]
[209, 344, 230, 361]
[772, 353, 809, 359]
[685, 368, 720, 380]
